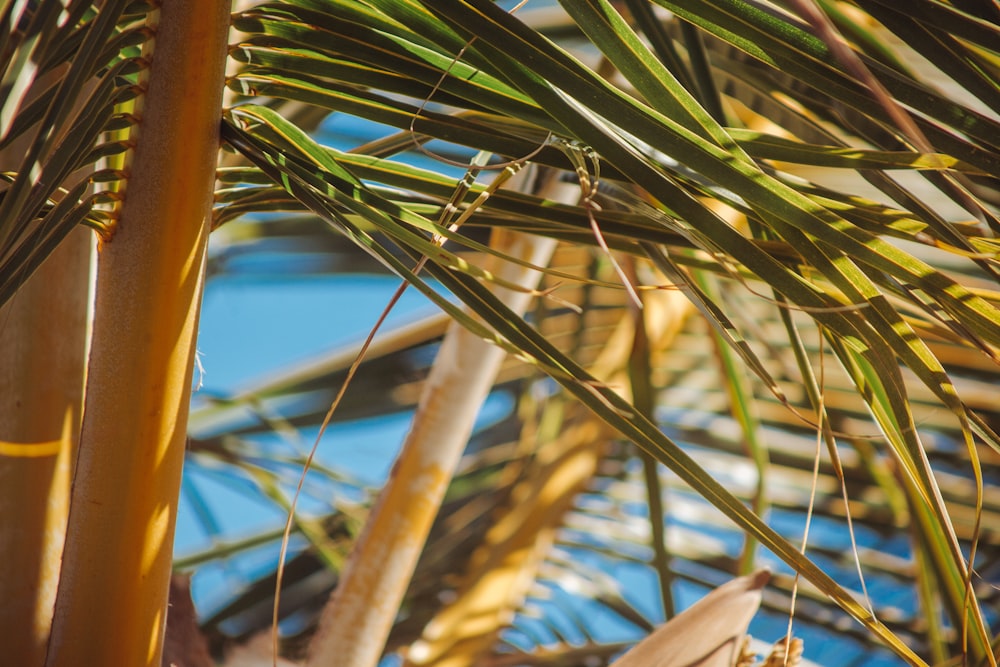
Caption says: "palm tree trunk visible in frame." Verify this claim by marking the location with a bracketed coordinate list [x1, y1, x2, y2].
[45, 2, 230, 664]
[0, 228, 92, 667]
[307, 226, 560, 667]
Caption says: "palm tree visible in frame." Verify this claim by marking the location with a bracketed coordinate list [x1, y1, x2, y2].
[1, 1, 998, 666]
[1, 1, 231, 665]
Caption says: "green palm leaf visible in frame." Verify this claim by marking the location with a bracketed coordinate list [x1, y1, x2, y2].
[154, 1, 1000, 665]
[0, 0, 144, 305]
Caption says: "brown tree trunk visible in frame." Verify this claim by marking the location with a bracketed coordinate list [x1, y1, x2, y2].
[0, 228, 92, 667]
[45, 2, 231, 664]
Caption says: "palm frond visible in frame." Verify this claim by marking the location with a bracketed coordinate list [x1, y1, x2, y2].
[198, 1, 1000, 665]
[0, 0, 149, 304]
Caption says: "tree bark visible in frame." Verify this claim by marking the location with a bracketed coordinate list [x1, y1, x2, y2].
[0, 228, 92, 667]
[46, 2, 231, 664]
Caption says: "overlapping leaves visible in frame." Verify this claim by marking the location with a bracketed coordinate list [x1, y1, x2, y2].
[214, 1, 1000, 664]
[0, 0, 150, 304]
